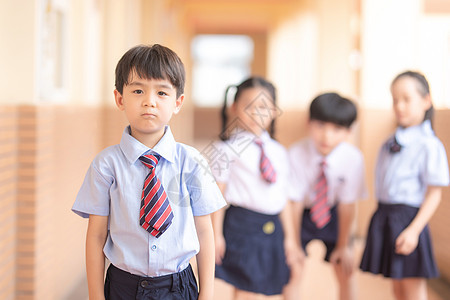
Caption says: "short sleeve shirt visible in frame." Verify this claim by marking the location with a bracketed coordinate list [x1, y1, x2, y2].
[72, 126, 226, 276]
[206, 130, 290, 215]
[376, 120, 450, 207]
[288, 138, 367, 208]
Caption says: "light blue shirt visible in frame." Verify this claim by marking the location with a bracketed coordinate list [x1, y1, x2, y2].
[376, 120, 449, 207]
[72, 126, 226, 277]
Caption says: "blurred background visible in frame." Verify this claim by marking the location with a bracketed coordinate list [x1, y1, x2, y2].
[0, 0, 450, 299]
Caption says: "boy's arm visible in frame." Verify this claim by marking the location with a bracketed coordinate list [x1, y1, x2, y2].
[86, 214, 108, 300]
[329, 202, 355, 275]
[291, 200, 304, 247]
[211, 182, 227, 265]
[194, 214, 215, 300]
[396, 186, 442, 255]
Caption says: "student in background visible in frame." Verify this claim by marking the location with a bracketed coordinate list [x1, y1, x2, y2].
[360, 71, 449, 300]
[285, 92, 367, 300]
[209, 76, 301, 299]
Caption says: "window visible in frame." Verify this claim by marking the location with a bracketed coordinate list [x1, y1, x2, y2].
[191, 34, 254, 107]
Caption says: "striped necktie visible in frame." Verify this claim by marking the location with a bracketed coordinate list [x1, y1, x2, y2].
[310, 160, 331, 228]
[139, 154, 173, 238]
[255, 140, 277, 184]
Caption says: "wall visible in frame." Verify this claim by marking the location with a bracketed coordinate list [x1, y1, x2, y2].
[0, 106, 17, 300]
[6, 106, 102, 299]
[430, 110, 450, 283]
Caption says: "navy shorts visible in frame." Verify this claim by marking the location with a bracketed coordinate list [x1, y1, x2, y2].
[360, 203, 439, 279]
[104, 264, 198, 300]
[215, 205, 290, 295]
[301, 206, 338, 261]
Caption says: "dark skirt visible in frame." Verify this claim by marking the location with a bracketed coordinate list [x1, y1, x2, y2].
[360, 203, 439, 279]
[215, 205, 290, 295]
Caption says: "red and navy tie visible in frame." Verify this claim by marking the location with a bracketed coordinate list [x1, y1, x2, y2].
[310, 160, 331, 228]
[139, 154, 173, 238]
[255, 140, 277, 184]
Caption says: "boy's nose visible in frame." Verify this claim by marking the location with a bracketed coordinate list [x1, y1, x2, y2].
[322, 128, 333, 142]
[143, 94, 157, 107]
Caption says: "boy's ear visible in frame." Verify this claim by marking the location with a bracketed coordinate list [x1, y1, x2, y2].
[173, 94, 185, 114]
[114, 89, 125, 111]
[424, 94, 432, 110]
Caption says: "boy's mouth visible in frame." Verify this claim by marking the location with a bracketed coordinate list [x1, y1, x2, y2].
[142, 113, 157, 118]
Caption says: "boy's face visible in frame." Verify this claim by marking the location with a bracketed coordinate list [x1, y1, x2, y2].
[308, 120, 350, 156]
[114, 73, 184, 144]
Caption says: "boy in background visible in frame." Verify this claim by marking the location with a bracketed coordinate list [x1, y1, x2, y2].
[284, 93, 367, 300]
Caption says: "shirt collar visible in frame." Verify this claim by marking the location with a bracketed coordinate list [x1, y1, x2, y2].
[306, 137, 343, 168]
[230, 128, 271, 144]
[119, 125, 176, 164]
[257, 130, 271, 143]
[395, 120, 434, 147]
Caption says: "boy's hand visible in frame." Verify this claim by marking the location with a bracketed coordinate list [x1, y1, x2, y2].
[214, 234, 226, 265]
[284, 238, 305, 267]
[329, 246, 354, 277]
[395, 227, 419, 256]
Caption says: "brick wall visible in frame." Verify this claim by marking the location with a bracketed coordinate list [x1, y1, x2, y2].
[0, 106, 17, 300]
[1, 105, 104, 299]
[430, 110, 450, 283]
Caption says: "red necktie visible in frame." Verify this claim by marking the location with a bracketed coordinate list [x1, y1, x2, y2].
[139, 154, 173, 238]
[255, 140, 277, 184]
[310, 160, 331, 228]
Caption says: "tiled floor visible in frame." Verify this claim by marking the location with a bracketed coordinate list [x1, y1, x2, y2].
[213, 239, 447, 300]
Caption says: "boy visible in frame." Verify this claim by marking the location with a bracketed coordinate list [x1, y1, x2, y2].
[284, 93, 367, 300]
[72, 44, 226, 300]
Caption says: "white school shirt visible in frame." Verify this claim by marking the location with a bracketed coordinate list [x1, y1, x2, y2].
[208, 130, 290, 215]
[376, 120, 449, 207]
[72, 126, 226, 277]
[288, 138, 367, 208]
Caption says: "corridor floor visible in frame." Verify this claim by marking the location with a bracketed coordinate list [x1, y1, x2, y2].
[213, 239, 447, 300]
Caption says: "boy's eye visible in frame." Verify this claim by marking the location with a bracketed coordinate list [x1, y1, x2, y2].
[158, 91, 168, 96]
[133, 90, 144, 94]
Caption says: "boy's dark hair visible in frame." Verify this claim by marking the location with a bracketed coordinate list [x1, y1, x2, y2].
[115, 44, 185, 98]
[220, 76, 277, 141]
[309, 92, 357, 128]
[392, 70, 434, 125]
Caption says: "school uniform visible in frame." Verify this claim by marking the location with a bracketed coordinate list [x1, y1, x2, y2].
[289, 138, 367, 260]
[209, 129, 290, 295]
[72, 126, 226, 299]
[360, 120, 449, 278]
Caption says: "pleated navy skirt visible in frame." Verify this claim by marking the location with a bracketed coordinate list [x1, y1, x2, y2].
[215, 205, 290, 295]
[360, 203, 439, 279]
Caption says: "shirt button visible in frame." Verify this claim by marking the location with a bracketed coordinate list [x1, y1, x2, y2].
[140, 280, 149, 288]
[151, 245, 157, 251]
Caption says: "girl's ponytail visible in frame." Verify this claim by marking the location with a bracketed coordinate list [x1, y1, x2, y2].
[220, 85, 236, 141]
[220, 76, 277, 140]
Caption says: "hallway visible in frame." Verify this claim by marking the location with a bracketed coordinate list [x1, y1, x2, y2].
[1, 0, 450, 299]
